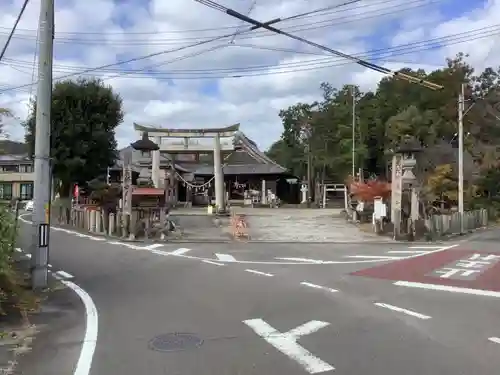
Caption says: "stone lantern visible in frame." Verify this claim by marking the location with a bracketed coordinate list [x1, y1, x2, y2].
[391, 136, 423, 239]
[130, 131, 160, 152]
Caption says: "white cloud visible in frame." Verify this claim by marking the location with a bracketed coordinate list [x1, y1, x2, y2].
[0, 0, 499, 151]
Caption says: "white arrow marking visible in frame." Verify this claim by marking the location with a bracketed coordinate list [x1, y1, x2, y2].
[276, 257, 325, 264]
[243, 319, 334, 373]
[171, 248, 191, 255]
[215, 253, 236, 262]
[143, 244, 163, 249]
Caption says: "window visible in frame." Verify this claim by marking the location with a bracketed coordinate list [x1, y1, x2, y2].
[0, 165, 18, 172]
[19, 164, 33, 173]
[0, 183, 13, 200]
[20, 183, 33, 200]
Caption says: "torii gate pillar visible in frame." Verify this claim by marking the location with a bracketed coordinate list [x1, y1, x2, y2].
[213, 133, 225, 212]
[134, 123, 239, 214]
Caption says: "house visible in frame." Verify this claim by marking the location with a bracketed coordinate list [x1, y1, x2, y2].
[0, 154, 34, 201]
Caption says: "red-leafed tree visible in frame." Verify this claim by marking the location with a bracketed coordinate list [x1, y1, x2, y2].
[349, 178, 391, 201]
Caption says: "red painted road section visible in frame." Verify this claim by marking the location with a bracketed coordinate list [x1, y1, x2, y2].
[351, 249, 500, 291]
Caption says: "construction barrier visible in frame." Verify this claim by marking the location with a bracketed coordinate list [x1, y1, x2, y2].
[231, 214, 249, 240]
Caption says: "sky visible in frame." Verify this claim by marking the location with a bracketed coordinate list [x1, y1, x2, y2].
[0, 0, 498, 151]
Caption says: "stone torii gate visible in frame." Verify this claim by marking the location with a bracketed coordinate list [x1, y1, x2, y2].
[133, 123, 240, 213]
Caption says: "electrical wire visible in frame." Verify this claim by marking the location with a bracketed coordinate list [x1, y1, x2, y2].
[0, 25, 495, 92]
[194, 0, 443, 89]
[6, 20, 493, 76]
[0, 16, 286, 95]
[0, 0, 440, 46]
[0, 0, 30, 62]
[0, 0, 419, 35]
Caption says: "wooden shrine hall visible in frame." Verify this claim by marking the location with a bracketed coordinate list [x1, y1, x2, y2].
[110, 123, 300, 207]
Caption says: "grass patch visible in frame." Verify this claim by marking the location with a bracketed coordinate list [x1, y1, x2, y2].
[0, 206, 40, 325]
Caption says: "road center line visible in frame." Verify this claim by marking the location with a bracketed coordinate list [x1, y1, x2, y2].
[374, 302, 431, 319]
[394, 281, 500, 298]
[387, 250, 426, 254]
[300, 282, 338, 293]
[488, 337, 500, 344]
[202, 260, 225, 266]
[245, 269, 274, 277]
[345, 255, 401, 260]
[408, 246, 443, 249]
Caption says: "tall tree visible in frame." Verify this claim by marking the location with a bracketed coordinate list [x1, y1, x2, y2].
[24, 77, 123, 197]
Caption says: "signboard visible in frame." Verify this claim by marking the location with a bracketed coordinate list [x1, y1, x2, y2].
[38, 223, 49, 247]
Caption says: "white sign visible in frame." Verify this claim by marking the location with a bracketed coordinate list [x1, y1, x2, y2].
[243, 318, 334, 374]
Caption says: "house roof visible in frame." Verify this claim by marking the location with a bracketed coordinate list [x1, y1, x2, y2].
[0, 154, 32, 165]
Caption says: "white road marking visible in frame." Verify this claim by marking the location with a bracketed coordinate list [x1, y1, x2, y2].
[245, 269, 274, 277]
[394, 281, 500, 298]
[488, 337, 500, 344]
[17, 215, 460, 266]
[243, 318, 334, 374]
[55, 270, 74, 279]
[387, 250, 426, 254]
[275, 257, 325, 264]
[60, 279, 99, 375]
[143, 244, 164, 249]
[374, 302, 431, 320]
[15, 247, 22, 252]
[88, 237, 105, 241]
[408, 246, 443, 249]
[202, 260, 225, 266]
[300, 282, 338, 293]
[345, 255, 401, 260]
[171, 248, 191, 255]
[215, 253, 237, 262]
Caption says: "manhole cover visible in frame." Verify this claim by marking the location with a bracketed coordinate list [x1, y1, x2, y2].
[148, 333, 203, 352]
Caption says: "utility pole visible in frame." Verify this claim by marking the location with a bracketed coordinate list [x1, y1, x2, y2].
[31, 0, 54, 290]
[351, 85, 356, 180]
[458, 82, 465, 234]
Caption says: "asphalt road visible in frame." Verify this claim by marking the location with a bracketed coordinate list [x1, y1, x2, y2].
[15, 217, 500, 374]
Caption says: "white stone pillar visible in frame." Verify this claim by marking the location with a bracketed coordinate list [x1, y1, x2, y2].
[411, 187, 419, 221]
[95, 211, 101, 233]
[151, 136, 161, 188]
[261, 179, 267, 204]
[213, 133, 225, 212]
[90, 210, 96, 232]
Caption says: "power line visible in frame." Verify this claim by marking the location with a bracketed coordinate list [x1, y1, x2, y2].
[0, 15, 288, 95]
[1, 26, 495, 89]
[0, 0, 30, 62]
[0, 0, 418, 35]
[183, 0, 446, 88]
[0, 0, 440, 46]
[5, 25, 497, 75]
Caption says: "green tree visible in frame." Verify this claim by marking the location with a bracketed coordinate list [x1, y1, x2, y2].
[24, 77, 124, 197]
